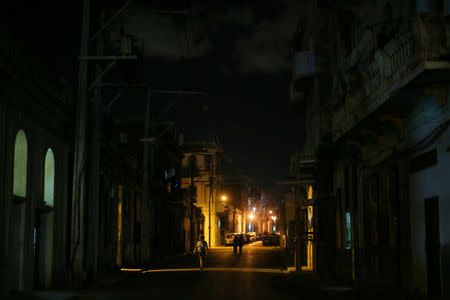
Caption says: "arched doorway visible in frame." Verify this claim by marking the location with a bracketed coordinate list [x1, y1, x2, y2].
[11, 129, 28, 290]
[34, 148, 55, 288]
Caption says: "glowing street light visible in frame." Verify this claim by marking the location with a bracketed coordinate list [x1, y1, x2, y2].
[269, 210, 273, 214]
[271, 216, 277, 222]
[249, 213, 255, 220]
[221, 195, 227, 201]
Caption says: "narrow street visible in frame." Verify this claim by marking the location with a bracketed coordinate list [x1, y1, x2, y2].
[4, 1, 450, 299]
[70, 242, 333, 300]
[202, 241, 285, 269]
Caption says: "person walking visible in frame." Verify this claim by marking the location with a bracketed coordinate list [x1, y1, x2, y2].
[233, 234, 239, 255]
[194, 235, 208, 270]
[238, 233, 244, 255]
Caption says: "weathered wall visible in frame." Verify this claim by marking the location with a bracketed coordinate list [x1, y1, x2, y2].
[408, 100, 450, 296]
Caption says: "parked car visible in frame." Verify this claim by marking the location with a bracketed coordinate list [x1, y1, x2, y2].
[262, 233, 280, 246]
[262, 234, 272, 246]
[239, 233, 250, 244]
[271, 233, 280, 246]
[225, 233, 236, 246]
[245, 233, 252, 244]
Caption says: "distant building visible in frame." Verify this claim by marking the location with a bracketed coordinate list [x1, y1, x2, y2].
[181, 142, 224, 247]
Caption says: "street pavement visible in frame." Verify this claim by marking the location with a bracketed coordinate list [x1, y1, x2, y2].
[69, 242, 344, 300]
[19, 241, 434, 300]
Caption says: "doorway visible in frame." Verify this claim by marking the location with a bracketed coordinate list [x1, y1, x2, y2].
[117, 185, 123, 267]
[424, 196, 441, 296]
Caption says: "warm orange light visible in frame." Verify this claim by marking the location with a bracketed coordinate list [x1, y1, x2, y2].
[121, 268, 143, 272]
[221, 195, 227, 201]
[269, 210, 273, 214]
[117, 185, 123, 267]
[307, 186, 313, 200]
[271, 216, 276, 221]
[249, 213, 255, 220]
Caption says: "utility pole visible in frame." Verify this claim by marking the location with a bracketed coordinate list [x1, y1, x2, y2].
[71, 0, 90, 288]
[72, 0, 137, 283]
[139, 88, 206, 262]
[141, 88, 153, 264]
[86, 9, 105, 281]
[208, 174, 213, 247]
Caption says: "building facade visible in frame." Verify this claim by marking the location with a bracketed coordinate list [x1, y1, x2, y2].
[181, 142, 224, 247]
[290, 0, 450, 296]
[0, 29, 75, 295]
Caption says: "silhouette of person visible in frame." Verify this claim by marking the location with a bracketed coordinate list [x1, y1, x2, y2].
[233, 234, 239, 255]
[238, 233, 244, 255]
[194, 234, 208, 270]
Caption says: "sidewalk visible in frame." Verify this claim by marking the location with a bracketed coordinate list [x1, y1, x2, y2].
[6, 270, 128, 300]
[287, 272, 447, 300]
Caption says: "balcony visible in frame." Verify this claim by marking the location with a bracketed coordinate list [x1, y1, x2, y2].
[329, 14, 450, 142]
[290, 152, 316, 184]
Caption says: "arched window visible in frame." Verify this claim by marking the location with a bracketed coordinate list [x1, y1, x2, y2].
[44, 149, 55, 207]
[13, 130, 28, 198]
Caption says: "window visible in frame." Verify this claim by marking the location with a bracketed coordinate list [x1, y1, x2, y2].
[44, 149, 55, 207]
[418, 0, 444, 12]
[307, 186, 313, 200]
[346, 212, 351, 250]
[417, 0, 427, 12]
[307, 206, 313, 232]
[13, 130, 28, 197]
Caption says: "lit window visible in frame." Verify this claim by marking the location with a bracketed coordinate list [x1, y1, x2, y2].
[44, 149, 55, 206]
[13, 130, 28, 197]
[346, 212, 351, 250]
[33, 227, 37, 251]
[307, 206, 313, 232]
[307, 186, 313, 200]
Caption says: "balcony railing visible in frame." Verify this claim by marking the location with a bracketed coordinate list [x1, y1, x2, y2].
[330, 14, 450, 141]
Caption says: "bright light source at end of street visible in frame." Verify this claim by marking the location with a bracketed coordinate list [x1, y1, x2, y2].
[221, 195, 227, 201]
[249, 213, 255, 220]
[269, 210, 273, 214]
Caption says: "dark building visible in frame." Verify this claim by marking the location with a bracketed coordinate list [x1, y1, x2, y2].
[0, 28, 76, 293]
[289, 0, 450, 296]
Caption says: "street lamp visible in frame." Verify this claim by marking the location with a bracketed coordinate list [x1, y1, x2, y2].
[269, 210, 273, 214]
[221, 195, 227, 201]
[271, 216, 276, 222]
[249, 213, 255, 220]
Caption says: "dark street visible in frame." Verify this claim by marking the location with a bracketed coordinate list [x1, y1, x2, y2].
[66, 244, 334, 300]
[2, 0, 450, 299]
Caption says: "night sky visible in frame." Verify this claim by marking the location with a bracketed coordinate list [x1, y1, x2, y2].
[5, 0, 302, 192]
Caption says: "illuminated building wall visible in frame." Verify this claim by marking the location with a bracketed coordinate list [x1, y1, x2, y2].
[302, 186, 314, 271]
[182, 145, 222, 248]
